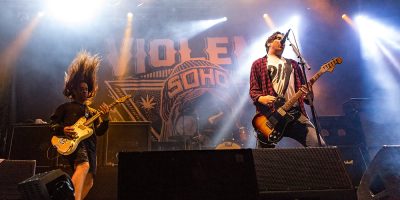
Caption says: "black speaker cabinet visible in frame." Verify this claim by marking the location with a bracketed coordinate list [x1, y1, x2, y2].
[103, 122, 151, 166]
[319, 115, 365, 146]
[357, 145, 400, 200]
[7, 124, 55, 168]
[118, 148, 355, 200]
[253, 147, 356, 200]
[337, 145, 368, 188]
[0, 160, 36, 199]
[118, 149, 259, 200]
[18, 169, 74, 200]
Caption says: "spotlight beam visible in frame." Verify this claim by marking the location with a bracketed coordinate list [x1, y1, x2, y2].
[170, 17, 228, 39]
[115, 13, 134, 78]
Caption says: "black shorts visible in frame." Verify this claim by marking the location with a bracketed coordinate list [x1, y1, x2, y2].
[65, 143, 97, 176]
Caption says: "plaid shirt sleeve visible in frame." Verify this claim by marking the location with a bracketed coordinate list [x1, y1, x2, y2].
[249, 56, 276, 113]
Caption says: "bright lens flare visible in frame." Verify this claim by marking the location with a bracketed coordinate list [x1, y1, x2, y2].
[45, 0, 105, 24]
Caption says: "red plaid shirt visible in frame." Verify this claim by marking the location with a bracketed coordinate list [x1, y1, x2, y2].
[249, 55, 308, 117]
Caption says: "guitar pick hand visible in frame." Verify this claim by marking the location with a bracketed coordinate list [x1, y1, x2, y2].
[64, 126, 78, 139]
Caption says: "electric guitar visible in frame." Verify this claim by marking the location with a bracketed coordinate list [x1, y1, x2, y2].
[252, 57, 342, 144]
[51, 95, 131, 155]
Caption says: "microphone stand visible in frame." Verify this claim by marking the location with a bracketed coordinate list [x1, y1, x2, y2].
[288, 37, 323, 147]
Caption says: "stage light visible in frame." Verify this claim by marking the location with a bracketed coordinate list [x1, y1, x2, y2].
[341, 13, 354, 28]
[263, 13, 276, 29]
[199, 17, 228, 28]
[45, 0, 105, 24]
[355, 14, 400, 124]
[38, 12, 45, 17]
[115, 11, 134, 78]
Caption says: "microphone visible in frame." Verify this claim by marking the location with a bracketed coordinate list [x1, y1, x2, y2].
[280, 29, 291, 47]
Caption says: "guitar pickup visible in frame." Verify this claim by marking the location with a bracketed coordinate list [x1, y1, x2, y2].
[269, 116, 278, 126]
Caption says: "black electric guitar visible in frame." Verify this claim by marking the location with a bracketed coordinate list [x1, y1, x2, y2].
[51, 95, 131, 155]
[252, 57, 342, 144]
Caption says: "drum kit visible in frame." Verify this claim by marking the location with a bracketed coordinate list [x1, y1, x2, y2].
[215, 126, 250, 150]
[169, 126, 251, 150]
[170, 111, 253, 150]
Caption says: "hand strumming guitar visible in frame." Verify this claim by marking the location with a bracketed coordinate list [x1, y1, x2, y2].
[64, 126, 77, 139]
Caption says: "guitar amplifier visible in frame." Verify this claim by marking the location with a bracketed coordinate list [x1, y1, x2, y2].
[102, 122, 152, 166]
[318, 115, 365, 146]
[6, 124, 57, 169]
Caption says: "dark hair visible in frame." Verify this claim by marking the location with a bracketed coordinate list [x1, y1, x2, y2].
[265, 31, 283, 52]
[63, 51, 101, 100]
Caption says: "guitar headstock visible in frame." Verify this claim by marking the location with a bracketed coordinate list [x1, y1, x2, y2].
[321, 57, 343, 73]
[115, 95, 131, 103]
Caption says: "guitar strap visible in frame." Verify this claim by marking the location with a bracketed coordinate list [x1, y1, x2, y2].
[84, 106, 90, 119]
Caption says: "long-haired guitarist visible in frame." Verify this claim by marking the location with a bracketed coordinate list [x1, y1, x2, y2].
[249, 31, 325, 148]
[50, 51, 110, 200]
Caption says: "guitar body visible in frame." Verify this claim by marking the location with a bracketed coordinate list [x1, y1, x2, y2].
[252, 108, 296, 144]
[51, 117, 94, 155]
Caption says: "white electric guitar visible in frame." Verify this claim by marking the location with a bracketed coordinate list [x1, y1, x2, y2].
[51, 95, 131, 155]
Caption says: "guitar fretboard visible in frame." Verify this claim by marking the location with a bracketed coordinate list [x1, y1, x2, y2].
[281, 58, 342, 111]
[83, 100, 122, 126]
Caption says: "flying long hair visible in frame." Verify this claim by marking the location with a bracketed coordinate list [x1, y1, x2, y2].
[63, 50, 101, 101]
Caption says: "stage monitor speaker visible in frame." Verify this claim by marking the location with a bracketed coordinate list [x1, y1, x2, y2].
[104, 122, 151, 165]
[18, 169, 74, 200]
[337, 145, 368, 188]
[253, 147, 356, 200]
[118, 149, 259, 200]
[357, 145, 400, 200]
[7, 124, 55, 168]
[0, 159, 36, 199]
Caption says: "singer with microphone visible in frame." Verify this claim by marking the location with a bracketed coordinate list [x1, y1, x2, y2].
[249, 31, 325, 148]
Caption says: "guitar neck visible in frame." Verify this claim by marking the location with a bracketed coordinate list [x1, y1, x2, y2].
[83, 101, 118, 126]
[280, 69, 324, 111]
[280, 57, 341, 111]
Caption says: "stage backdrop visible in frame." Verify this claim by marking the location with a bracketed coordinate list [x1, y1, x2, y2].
[3, 0, 398, 145]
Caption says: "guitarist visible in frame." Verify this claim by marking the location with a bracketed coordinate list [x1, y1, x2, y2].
[50, 51, 110, 200]
[249, 31, 325, 148]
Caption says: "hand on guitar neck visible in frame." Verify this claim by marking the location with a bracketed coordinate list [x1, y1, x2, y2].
[98, 102, 111, 121]
[258, 95, 277, 106]
[300, 83, 314, 104]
